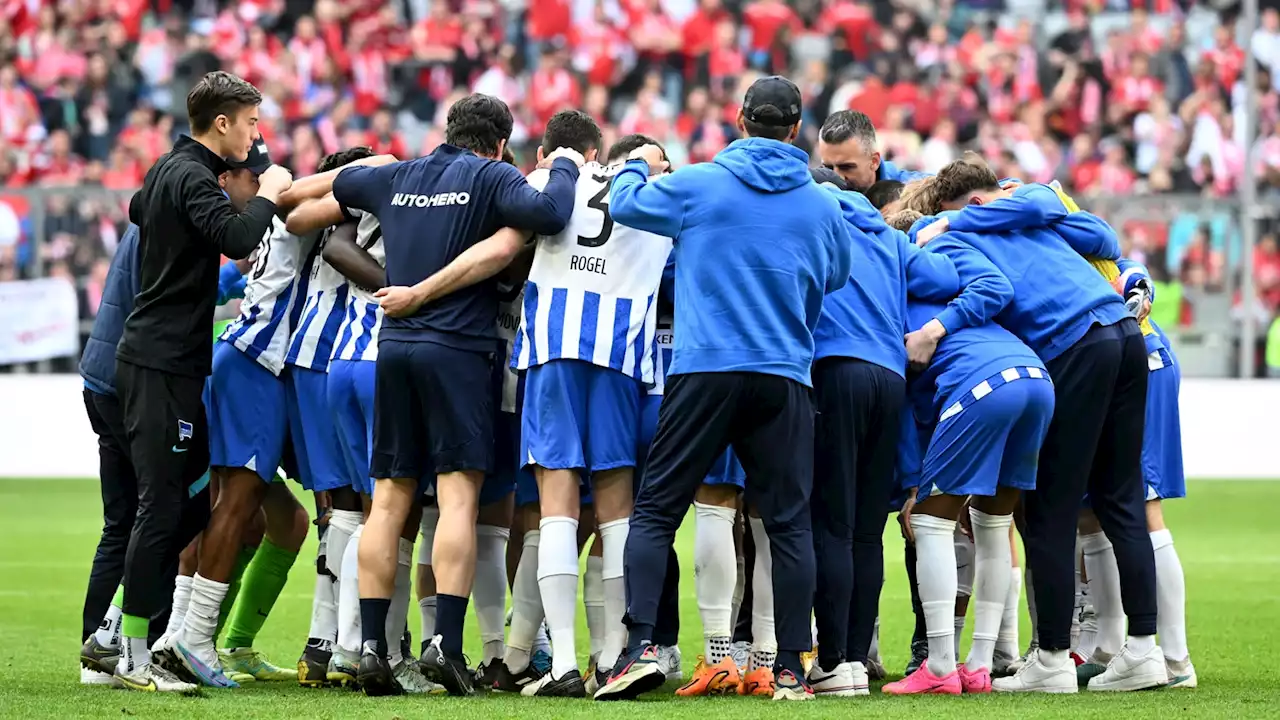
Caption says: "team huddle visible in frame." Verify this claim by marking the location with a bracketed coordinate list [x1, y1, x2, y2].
[77, 70, 1195, 702]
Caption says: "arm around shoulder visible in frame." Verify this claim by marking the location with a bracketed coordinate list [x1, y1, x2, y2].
[608, 160, 687, 239]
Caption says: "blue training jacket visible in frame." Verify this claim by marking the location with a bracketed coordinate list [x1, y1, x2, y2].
[609, 137, 852, 387]
[80, 224, 246, 395]
[814, 187, 959, 376]
[914, 184, 1129, 362]
[879, 158, 929, 184]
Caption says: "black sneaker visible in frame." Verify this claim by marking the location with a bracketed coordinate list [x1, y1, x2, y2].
[593, 645, 666, 701]
[904, 639, 928, 676]
[80, 635, 120, 676]
[420, 635, 474, 696]
[473, 660, 502, 690]
[297, 639, 332, 688]
[524, 669, 586, 697]
[492, 659, 545, 693]
[358, 642, 402, 697]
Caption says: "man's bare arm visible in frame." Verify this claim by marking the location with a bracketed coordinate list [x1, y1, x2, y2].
[376, 228, 532, 318]
[323, 223, 385, 290]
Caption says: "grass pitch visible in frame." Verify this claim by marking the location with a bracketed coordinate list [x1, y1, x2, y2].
[1, 478, 1277, 719]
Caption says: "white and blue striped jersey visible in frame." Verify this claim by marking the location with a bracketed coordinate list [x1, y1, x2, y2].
[331, 211, 385, 363]
[220, 217, 312, 376]
[286, 227, 351, 372]
[649, 314, 673, 397]
[496, 282, 525, 413]
[511, 162, 673, 383]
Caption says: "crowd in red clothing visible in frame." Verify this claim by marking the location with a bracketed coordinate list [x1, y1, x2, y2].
[4, 0, 1280, 320]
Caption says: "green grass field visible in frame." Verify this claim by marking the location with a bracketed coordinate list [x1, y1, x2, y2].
[2, 478, 1277, 719]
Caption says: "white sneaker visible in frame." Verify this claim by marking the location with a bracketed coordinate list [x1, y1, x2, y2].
[806, 660, 865, 697]
[1004, 640, 1038, 677]
[393, 660, 446, 694]
[115, 662, 200, 694]
[657, 645, 683, 681]
[729, 641, 751, 673]
[81, 666, 122, 687]
[1165, 657, 1197, 689]
[849, 661, 870, 695]
[1087, 644, 1168, 692]
[992, 649, 1077, 694]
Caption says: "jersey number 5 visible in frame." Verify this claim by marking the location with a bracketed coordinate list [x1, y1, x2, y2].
[576, 174, 614, 248]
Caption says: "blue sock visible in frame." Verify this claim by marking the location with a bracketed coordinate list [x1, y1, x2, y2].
[360, 598, 391, 657]
[434, 593, 469, 659]
[626, 626, 654, 654]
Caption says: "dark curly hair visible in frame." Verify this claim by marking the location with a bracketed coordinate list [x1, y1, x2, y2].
[317, 146, 375, 173]
[445, 94, 514, 157]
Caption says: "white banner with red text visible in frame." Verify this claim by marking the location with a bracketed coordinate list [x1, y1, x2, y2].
[0, 278, 80, 364]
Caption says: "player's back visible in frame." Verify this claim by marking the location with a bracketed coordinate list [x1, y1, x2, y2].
[907, 297, 1044, 421]
[332, 211, 386, 364]
[515, 162, 673, 382]
[221, 217, 312, 375]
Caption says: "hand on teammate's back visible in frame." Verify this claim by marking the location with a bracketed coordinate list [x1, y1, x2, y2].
[374, 285, 424, 318]
[258, 165, 294, 202]
[915, 217, 949, 247]
[627, 144, 669, 176]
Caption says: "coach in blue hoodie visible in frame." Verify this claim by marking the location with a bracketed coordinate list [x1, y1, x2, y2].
[598, 76, 852, 701]
[908, 159, 1162, 693]
[806, 170, 961, 687]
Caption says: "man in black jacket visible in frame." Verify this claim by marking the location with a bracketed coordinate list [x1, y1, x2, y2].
[96, 70, 293, 694]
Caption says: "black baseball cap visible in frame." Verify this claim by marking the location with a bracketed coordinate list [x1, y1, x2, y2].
[226, 140, 272, 175]
[810, 167, 848, 190]
[743, 75, 802, 127]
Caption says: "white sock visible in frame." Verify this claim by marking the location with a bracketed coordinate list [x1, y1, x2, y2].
[598, 517, 630, 670]
[1150, 529, 1188, 662]
[694, 502, 737, 661]
[387, 537, 413, 665]
[537, 516, 580, 679]
[122, 634, 151, 673]
[966, 509, 1012, 672]
[328, 510, 361, 577]
[503, 530, 543, 673]
[534, 622, 552, 657]
[869, 616, 881, 664]
[584, 555, 605, 659]
[337, 525, 363, 655]
[998, 565, 1022, 657]
[731, 544, 746, 631]
[954, 614, 966, 660]
[95, 595, 124, 647]
[474, 524, 510, 664]
[1080, 531, 1124, 658]
[183, 574, 229, 659]
[164, 576, 193, 639]
[306, 568, 338, 647]
[1077, 579, 1097, 660]
[910, 513, 958, 677]
[1127, 633, 1156, 656]
[747, 517, 776, 659]
[1072, 534, 1084, 652]
[417, 507, 438, 651]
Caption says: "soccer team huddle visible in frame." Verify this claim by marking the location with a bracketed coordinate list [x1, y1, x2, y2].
[78, 70, 1197, 702]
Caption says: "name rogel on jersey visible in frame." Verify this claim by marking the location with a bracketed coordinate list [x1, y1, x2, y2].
[220, 217, 312, 376]
[286, 227, 351, 372]
[512, 162, 673, 383]
[496, 281, 524, 414]
[331, 211, 385, 363]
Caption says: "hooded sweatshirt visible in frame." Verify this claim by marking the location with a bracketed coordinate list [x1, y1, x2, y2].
[913, 186, 1129, 362]
[609, 137, 852, 387]
[814, 188, 959, 376]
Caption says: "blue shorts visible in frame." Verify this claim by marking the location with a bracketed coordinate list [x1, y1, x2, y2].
[918, 371, 1055, 502]
[372, 340, 494, 493]
[521, 359, 642, 473]
[637, 393, 744, 490]
[286, 366, 348, 492]
[1142, 349, 1185, 500]
[328, 359, 377, 496]
[205, 340, 287, 483]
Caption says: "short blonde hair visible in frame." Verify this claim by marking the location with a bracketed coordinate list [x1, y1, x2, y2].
[886, 209, 924, 233]
[932, 158, 1001, 206]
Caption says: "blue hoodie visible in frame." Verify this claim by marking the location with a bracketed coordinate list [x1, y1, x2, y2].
[610, 138, 853, 387]
[814, 188, 959, 376]
[879, 159, 928, 184]
[79, 224, 246, 395]
[915, 187, 1129, 362]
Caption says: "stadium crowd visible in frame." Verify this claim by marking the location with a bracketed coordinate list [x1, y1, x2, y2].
[2, 0, 1280, 366]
